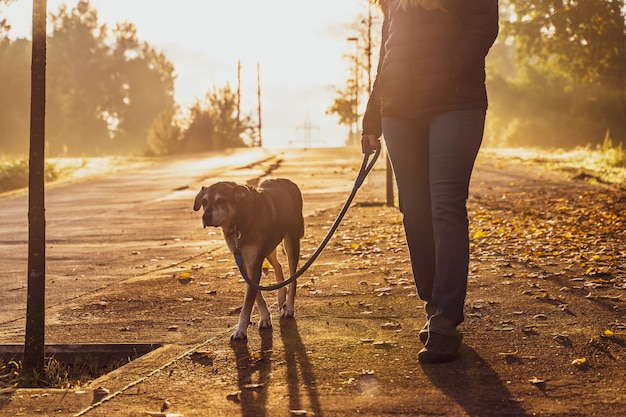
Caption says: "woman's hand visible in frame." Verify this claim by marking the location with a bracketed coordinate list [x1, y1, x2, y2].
[361, 134, 381, 155]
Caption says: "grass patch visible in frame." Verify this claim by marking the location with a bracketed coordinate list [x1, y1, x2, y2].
[484, 138, 626, 188]
[0, 156, 60, 194]
[0, 155, 150, 194]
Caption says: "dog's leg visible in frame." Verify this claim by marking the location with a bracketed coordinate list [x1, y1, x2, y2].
[231, 256, 270, 340]
[232, 282, 256, 340]
[281, 234, 300, 318]
[266, 249, 286, 311]
[255, 291, 272, 330]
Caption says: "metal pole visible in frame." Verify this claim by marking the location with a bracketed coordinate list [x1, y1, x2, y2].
[347, 37, 359, 146]
[23, 0, 47, 383]
[257, 62, 262, 147]
[236, 59, 241, 125]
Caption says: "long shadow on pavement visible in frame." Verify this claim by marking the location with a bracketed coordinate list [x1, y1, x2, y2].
[421, 346, 528, 417]
[279, 317, 323, 417]
[230, 329, 273, 417]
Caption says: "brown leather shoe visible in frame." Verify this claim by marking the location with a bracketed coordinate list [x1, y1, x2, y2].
[418, 324, 429, 344]
[418, 332, 462, 364]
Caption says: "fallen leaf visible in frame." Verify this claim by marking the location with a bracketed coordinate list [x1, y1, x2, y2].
[372, 341, 395, 348]
[602, 329, 615, 338]
[161, 399, 171, 412]
[243, 383, 264, 390]
[226, 391, 241, 402]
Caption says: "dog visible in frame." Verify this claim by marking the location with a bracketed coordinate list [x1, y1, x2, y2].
[193, 178, 304, 340]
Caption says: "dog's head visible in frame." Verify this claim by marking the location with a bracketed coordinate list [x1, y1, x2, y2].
[193, 182, 251, 228]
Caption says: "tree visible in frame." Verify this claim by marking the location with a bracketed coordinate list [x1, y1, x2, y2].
[500, 0, 625, 144]
[46, 0, 110, 154]
[327, 5, 382, 145]
[107, 22, 176, 153]
[44, 0, 176, 155]
[179, 83, 252, 153]
[146, 109, 181, 156]
[326, 93, 357, 134]
[504, 0, 625, 89]
[0, 37, 31, 154]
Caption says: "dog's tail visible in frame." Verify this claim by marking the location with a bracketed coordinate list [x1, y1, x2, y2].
[295, 189, 305, 239]
[285, 179, 305, 239]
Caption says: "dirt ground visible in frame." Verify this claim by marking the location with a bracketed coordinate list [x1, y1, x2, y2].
[0, 149, 624, 416]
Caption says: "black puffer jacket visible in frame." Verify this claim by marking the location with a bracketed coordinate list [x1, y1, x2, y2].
[362, 0, 499, 138]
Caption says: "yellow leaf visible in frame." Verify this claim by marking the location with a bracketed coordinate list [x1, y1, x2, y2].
[603, 329, 615, 338]
[472, 230, 486, 239]
[571, 357, 587, 366]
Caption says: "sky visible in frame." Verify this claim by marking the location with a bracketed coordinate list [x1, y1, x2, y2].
[2, 0, 376, 148]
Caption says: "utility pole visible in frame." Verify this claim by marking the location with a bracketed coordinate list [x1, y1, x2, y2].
[236, 59, 241, 125]
[366, 4, 372, 93]
[365, 3, 394, 206]
[347, 36, 359, 146]
[24, 0, 47, 384]
[257, 62, 262, 147]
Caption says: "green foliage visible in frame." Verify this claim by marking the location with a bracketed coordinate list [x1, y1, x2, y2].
[0, 0, 176, 156]
[0, 156, 58, 193]
[146, 110, 182, 156]
[485, 0, 626, 149]
[178, 83, 252, 153]
[503, 0, 625, 89]
[327, 93, 356, 128]
[0, 37, 31, 154]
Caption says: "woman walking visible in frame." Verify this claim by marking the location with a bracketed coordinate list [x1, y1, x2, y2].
[362, 0, 499, 363]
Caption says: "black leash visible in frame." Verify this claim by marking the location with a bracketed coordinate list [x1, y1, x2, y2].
[234, 147, 381, 291]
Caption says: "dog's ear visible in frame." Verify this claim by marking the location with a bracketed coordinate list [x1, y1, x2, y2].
[193, 186, 207, 211]
[234, 185, 251, 202]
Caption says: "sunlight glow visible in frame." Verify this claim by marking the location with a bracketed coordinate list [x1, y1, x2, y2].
[2, 0, 370, 148]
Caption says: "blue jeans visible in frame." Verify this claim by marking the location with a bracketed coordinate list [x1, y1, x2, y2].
[382, 109, 485, 337]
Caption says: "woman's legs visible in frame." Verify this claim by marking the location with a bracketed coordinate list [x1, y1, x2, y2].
[382, 117, 436, 319]
[427, 109, 485, 336]
[383, 109, 485, 340]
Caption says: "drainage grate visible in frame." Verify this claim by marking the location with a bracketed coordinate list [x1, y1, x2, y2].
[0, 343, 161, 384]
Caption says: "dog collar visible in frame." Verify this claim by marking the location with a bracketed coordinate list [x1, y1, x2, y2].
[232, 229, 242, 250]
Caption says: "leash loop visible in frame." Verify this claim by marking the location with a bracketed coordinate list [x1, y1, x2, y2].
[234, 147, 381, 291]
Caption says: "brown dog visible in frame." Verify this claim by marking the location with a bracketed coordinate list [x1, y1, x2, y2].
[193, 178, 304, 340]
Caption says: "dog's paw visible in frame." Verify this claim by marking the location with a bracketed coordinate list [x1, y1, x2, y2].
[230, 327, 248, 341]
[258, 317, 273, 329]
[280, 308, 295, 319]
